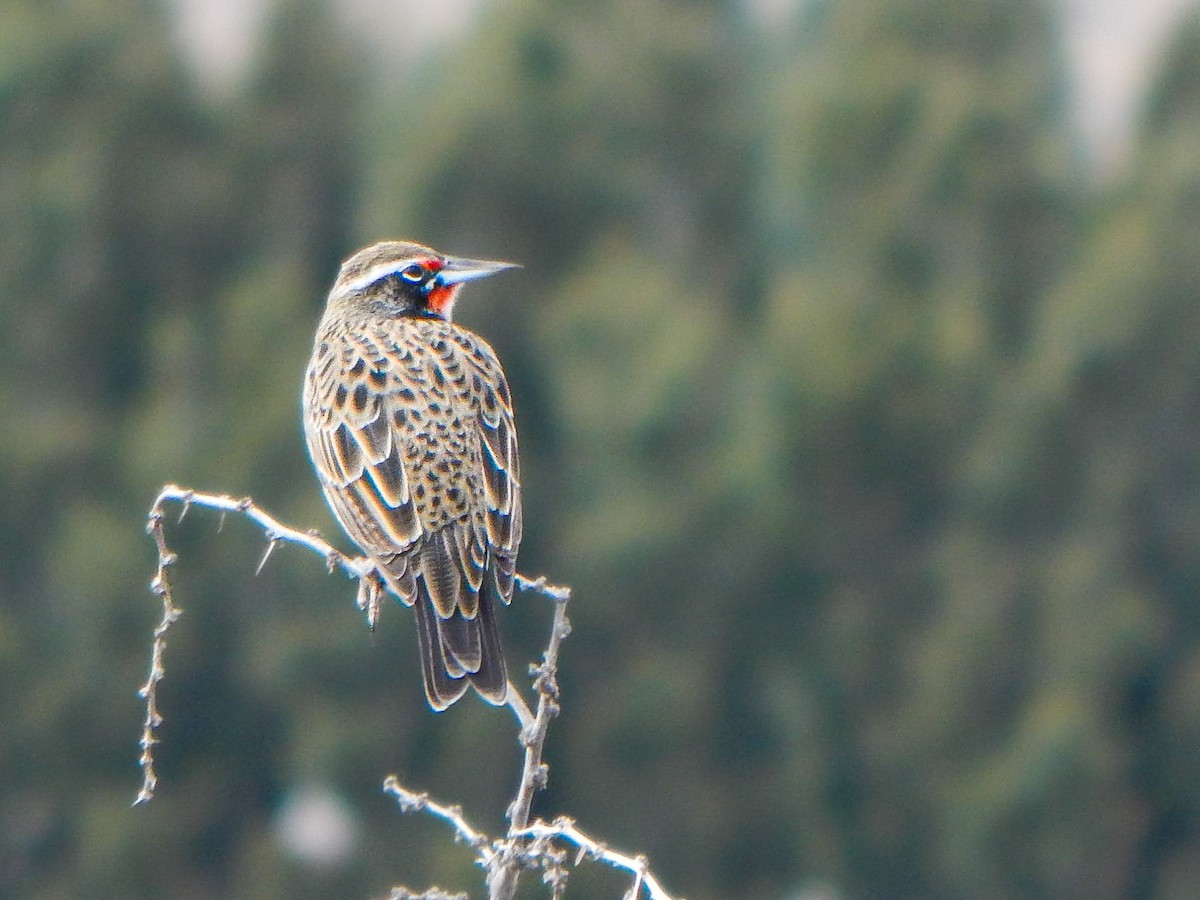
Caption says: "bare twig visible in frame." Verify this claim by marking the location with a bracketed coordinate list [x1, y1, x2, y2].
[383, 777, 682, 900]
[382, 777, 494, 861]
[509, 598, 570, 828]
[383, 591, 678, 900]
[138, 483, 678, 899]
[516, 818, 680, 900]
[381, 888, 469, 900]
[502, 573, 569, 735]
[514, 572, 571, 601]
[137, 484, 569, 803]
[135, 502, 185, 804]
[486, 596, 571, 900]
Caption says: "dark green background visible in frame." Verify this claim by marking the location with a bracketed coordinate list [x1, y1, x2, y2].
[4, 0, 1200, 897]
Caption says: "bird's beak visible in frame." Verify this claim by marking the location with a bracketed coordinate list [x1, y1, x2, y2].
[435, 257, 521, 286]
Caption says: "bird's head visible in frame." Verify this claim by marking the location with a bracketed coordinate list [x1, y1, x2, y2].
[329, 240, 519, 321]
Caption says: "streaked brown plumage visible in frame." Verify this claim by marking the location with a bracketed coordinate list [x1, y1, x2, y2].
[303, 240, 522, 710]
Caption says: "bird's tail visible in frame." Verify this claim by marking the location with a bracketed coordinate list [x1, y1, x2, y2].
[413, 588, 507, 710]
[407, 537, 508, 711]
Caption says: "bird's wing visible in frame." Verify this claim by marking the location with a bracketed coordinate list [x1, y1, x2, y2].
[464, 337, 523, 605]
[304, 328, 425, 574]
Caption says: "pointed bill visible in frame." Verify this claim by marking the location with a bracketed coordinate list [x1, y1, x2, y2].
[436, 257, 521, 286]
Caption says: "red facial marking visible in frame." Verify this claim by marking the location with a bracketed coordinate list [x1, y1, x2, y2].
[418, 257, 450, 313]
[427, 283, 458, 315]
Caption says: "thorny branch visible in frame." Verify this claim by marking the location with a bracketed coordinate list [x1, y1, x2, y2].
[515, 818, 678, 900]
[384, 776, 680, 900]
[484, 596, 571, 899]
[138, 483, 678, 899]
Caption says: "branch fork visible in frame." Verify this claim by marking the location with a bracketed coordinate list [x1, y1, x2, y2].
[138, 484, 678, 899]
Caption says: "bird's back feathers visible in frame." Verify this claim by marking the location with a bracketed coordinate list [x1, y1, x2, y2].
[304, 286, 521, 710]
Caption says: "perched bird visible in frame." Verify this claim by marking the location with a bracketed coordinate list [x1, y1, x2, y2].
[303, 240, 522, 710]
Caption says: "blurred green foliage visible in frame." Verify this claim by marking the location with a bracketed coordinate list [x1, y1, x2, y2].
[3, 0, 1200, 897]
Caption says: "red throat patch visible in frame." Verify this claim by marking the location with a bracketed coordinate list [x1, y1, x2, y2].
[416, 258, 454, 316]
[427, 283, 458, 316]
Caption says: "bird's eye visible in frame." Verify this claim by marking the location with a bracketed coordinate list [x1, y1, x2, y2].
[399, 263, 426, 283]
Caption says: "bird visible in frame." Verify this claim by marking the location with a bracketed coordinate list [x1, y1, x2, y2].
[303, 240, 522, 710]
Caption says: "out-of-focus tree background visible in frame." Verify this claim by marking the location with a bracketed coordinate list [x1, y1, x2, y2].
[4, 0, 1200, 896]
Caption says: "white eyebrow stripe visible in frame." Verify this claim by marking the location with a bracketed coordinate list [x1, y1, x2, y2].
[336, 261, 417, 297]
